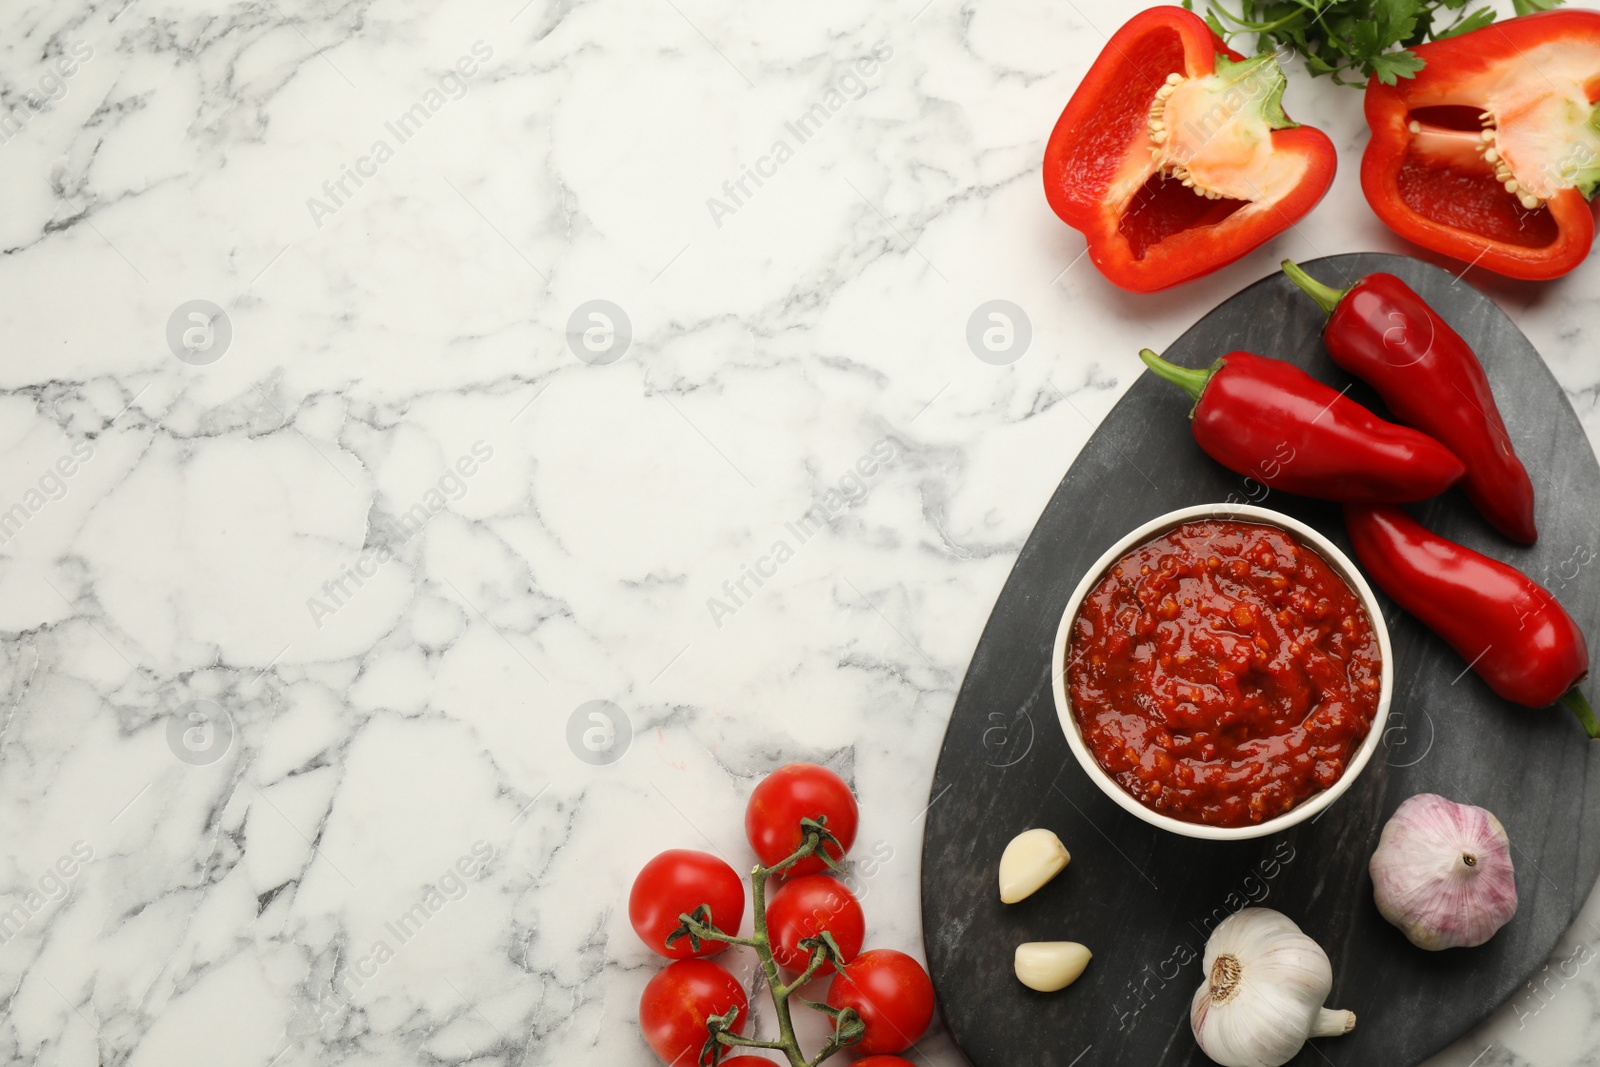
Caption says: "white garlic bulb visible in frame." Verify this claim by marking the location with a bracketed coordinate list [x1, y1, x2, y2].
[1369, 793, 1517, 950]
[998, 828, 1070, 903]
[1190, 909, 1355, 1067]
[1014, 941, 1092, 991]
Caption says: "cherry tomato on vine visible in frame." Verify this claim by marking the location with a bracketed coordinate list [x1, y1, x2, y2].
[718, 1060, 779, 1066]
[765, 874, 864, 975]
[630, 849, 745, 959]
[825, 949, 935, 1054]
[639, 959, 748, 1065]
[745, 763, 859, 876]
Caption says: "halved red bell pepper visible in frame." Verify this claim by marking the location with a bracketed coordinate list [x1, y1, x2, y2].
[1043, 6, 1337, 293]
[1361, 10, 1600, 280]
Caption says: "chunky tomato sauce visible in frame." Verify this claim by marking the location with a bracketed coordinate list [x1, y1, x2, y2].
[1066, 520, 1381, 828]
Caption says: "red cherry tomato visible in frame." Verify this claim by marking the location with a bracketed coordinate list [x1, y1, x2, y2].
[639, 959, 748, 1065]
[745, 763, 859, 876]
[825, 949, 935, 1055]
[718, 1060, 778, 1066]
[765, 874, 864, 976]
[630, 849, 746, 959]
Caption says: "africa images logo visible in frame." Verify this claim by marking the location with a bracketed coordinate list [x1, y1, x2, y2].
[166, 300, 232, 365]
[567, 701, 632, 766]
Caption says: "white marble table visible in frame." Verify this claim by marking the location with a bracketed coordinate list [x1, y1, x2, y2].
[0, 0, 1595, 1064]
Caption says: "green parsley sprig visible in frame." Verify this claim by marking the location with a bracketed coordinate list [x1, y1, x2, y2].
[1183, 0, 1565, 86]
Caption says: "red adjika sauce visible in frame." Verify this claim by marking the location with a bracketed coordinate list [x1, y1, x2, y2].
[1066, 520, 1381, 828]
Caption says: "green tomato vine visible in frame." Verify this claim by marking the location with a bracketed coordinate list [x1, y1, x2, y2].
[668, 817, 864, 1067]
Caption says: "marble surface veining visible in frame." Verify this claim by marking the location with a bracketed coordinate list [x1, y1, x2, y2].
[0, 0, 1596, 1064]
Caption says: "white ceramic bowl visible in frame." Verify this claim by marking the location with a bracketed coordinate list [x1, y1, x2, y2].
[1050, 503, 1393, 841]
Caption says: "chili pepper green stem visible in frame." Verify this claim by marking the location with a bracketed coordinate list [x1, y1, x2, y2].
[1139, 348, 1216, 404]
[1559, 688, 1600, 739]
[1281, 258, 1347, 315]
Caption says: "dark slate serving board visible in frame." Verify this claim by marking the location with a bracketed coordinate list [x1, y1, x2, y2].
[921, 253, 1600, 1067]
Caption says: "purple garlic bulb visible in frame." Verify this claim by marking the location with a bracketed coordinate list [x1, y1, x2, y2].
[1369, 793, 1517, 951]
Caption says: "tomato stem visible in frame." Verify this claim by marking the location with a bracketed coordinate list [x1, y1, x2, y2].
[716, 1033, 789, 1051]
[703, 824, 856, 1067]
[677, 912, 761, 950]
[776, 945, 832, 997]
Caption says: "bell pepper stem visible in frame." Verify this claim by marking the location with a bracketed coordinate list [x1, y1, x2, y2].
[1139, 348, 1221, 410]
[1559, 689, 1600, 740]
[1281, 258, 1347, 316]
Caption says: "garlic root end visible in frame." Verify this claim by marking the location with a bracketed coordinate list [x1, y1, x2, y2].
[1313, 1008, 1356, 1037]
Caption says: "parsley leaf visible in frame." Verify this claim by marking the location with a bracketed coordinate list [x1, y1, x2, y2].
[1370, 49, 1428, 84]
[1435, 8, 1496, 39]
[1195, 0, 1566, 86]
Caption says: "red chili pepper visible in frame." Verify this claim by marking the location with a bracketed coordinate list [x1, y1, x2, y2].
[1043, 6, 1336, 293]
[1344, 504, 1597, 738]
[1139, 348, 1466, 502]
[1282, 260, 1537, 544]
[1361, 10, 1600, 281]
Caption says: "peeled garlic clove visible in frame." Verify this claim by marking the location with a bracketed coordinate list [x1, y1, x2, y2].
[998, 828, 1070, 903]
[1369, 793, 1517, 950]
[1190, 908, 1354, 1067]
[1014, 942, 1091, 992]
